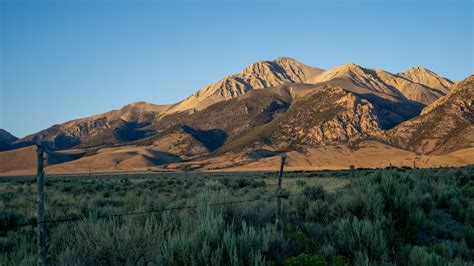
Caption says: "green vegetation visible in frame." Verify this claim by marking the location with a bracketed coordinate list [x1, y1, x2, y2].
[1, 167, 473, 265]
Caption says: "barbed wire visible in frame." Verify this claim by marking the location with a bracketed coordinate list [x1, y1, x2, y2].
[1, 186, 350, 231]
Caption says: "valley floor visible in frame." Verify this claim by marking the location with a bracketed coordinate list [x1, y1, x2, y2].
[2, 140, 472, 176]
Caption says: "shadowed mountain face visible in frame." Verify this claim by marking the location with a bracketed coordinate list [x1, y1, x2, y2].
[10, 57, 466, 164]
[0, 129, 17, 143]
[0, 129, 18, 151]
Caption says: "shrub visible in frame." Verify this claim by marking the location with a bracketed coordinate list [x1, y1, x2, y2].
[406, 245, 472, 265]
[407, 246, 444, 266]
[465, 207, 474, 226]
[306, 200, 330, 225]
[0, 192, 15, 203]
[2, 169, 474, 265]
[428, 243, 446, 257]
[420, 193, 434, 214]
[332, 255, 350, 266]
[437, 186, 460, 209]
[463, 226, 474, 249]
[0, 237, 14, 253]
[320, 243, 335, 259]
[462, 181, 474, 198]
[296, 179, 307, 187]
[284, 253, 327, 266]
[333, 217, 388, 263]
[250, 180, 266, 188]
[302, 185, 325, 201]
[0, 211, 26, 231]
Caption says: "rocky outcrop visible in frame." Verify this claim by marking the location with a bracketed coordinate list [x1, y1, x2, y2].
[277, 87, 382, 146]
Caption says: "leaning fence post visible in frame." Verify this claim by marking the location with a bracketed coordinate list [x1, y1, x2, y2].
[276, 153, 286, 232]
[36, 144, 49, 266]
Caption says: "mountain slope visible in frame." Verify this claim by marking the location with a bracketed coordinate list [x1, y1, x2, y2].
[311, 63, 406, 100]
[385, 75, 473, 154]
[0, 145, 86, 174]
[133, 83, 305, 156]
[146, 82, 421, 156]
[0, 129, 18, 151]
[398, 66, 454, 94]
[14, 102, 170, 150]
[164, 57, 324, 114]
[217, 86, 389, 153]
[0, 129, 17, 144]
[312, 63, 452, 105]
[375, 69, 447, 105]
[9, 58, 457, 158]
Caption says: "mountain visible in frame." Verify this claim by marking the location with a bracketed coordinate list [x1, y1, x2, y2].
[12, 59, 455, 152]
[312, 63, 452, 105]
[384, 75, 473, 154]
[216, 86, 382, 153]
[135, 81, 420, 156]
[14, 102, 170, 150]
[0, 129, 18, 151]
[13, 58, 456, 152]
[163, 57, 324, 114]
[5, 57, 470, 175]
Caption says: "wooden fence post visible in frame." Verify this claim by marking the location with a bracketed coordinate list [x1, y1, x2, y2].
[349, 165, 355, 178]
[276, 154, 286, 232]
[36, 144, 49, 266]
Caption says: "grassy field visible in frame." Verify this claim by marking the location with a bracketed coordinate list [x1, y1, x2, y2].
[1, 167, 473, 265]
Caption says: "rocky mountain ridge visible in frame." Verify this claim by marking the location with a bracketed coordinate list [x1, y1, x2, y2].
[163, 57, 324, 114]
[8, 58, 469, 167]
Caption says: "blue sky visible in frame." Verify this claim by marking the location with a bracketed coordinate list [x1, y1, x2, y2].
[1, 0, 473, 138]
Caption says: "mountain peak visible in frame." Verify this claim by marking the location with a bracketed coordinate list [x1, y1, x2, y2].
[240, 57, 310, 76]
[339, 62, 364, 71]
[272, 56, 300, 63]
[126, 101, 148, 107]
[405, 66, 437, 76]
[312, 62, 368, 83]
[165, 57, 324, 114]
[399, 66, 454, 94]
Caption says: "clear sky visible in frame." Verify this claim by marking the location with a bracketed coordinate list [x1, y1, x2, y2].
[1, 0, 473, 138]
